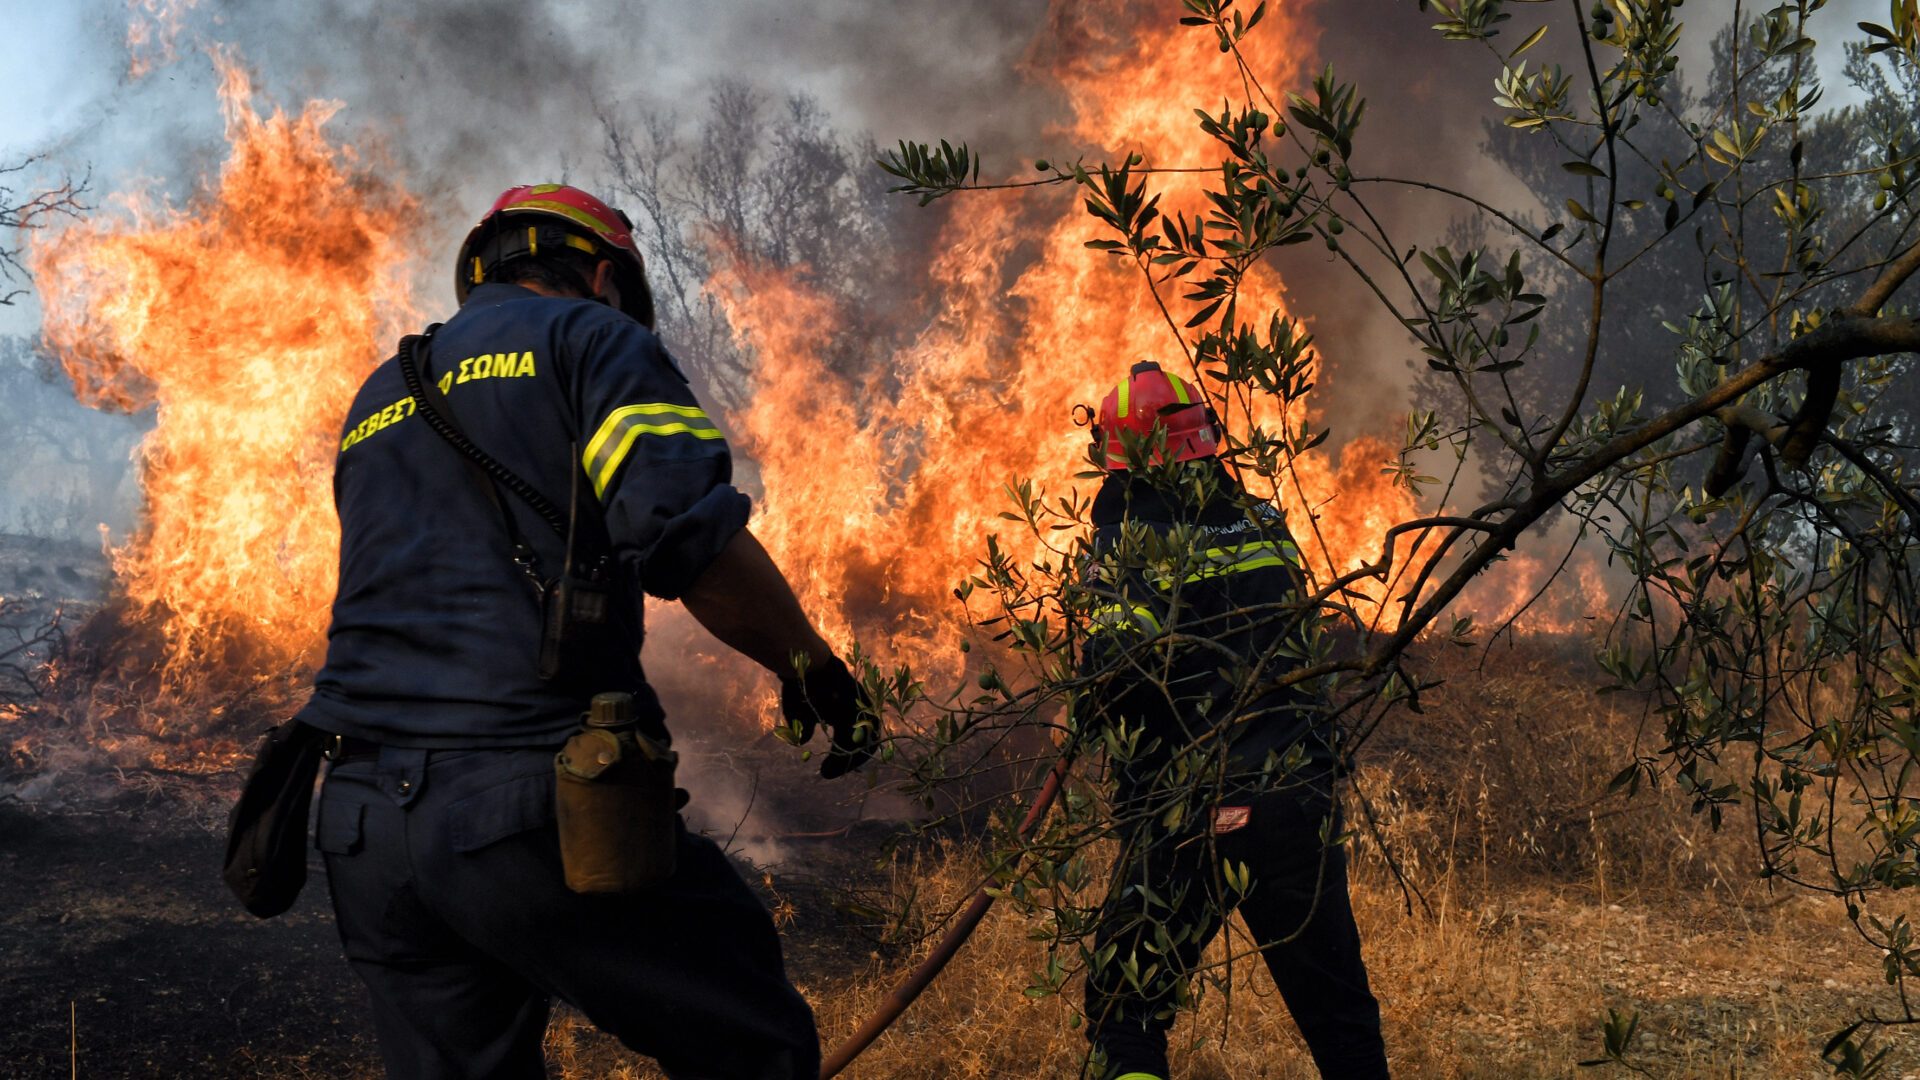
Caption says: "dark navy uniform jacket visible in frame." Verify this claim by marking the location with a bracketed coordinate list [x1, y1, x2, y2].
[1078, 465, 1331, 802]
[299, 283, 748, 747]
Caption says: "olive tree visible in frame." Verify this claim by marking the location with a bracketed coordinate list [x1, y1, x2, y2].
[865, 0, 1920, 1072]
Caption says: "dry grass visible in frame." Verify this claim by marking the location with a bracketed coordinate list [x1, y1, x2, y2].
[543, 852, 1920, 1078]
[780, 867, 1915, 1079]
[495, 640, 1920, 1076]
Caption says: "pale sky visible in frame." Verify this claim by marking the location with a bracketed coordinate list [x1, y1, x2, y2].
[0, 3, 106, 155]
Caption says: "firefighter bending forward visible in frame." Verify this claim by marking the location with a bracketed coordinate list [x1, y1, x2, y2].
[299, 184, 871, 1079]
[1075, 361, 1390, 1080]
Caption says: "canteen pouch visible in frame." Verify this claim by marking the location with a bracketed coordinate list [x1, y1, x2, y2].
[554, 695, 679, 892]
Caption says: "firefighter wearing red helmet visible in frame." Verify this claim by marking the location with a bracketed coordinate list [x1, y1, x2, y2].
[455, 183, 657, 328]
[1074, 361, 1391, 1080]
[296, 182, 871, 1079]
[1092, 360, 1221, 469]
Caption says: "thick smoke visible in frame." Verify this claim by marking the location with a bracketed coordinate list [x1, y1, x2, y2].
[1272, 0, 1888, 427]
[1269, 0, 1532, 425]
[74, 0, 1060, 305]
[19, 0, 1897, 411]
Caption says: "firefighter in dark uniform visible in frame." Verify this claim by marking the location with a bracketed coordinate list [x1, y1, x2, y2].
[299, 183, 872, 1080]
[1074, 361, 1390, 1080]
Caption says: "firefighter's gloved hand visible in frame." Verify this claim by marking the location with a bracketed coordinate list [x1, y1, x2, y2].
[778, 656, 879, 779]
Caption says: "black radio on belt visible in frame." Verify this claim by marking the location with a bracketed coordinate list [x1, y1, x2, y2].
[545, 571, 611, 634]
[539, 554, 613, 680]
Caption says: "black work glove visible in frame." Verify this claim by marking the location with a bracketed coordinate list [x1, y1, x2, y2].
[778, 656, 879, 779]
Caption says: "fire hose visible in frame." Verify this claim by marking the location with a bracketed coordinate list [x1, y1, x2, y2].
[818, 751, 1074, 1078]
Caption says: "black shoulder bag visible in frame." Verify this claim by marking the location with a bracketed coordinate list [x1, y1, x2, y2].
[223, 717, 329, 917]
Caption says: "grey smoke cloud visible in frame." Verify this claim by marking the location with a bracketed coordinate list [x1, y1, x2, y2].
[11, 0, 1889, 340]
[156, 0, 1053, 272]
[5, 0, 1900, 541]
[0, 0, 1057, 328]
[1270, 0, 1890, 428]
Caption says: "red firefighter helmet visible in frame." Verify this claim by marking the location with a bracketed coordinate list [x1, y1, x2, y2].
[1093, 361, 1221, 470]
[455, 183, 656, 328]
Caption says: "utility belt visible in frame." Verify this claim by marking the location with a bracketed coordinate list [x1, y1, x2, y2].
[316, 699, 681, 895]
[322, 734, 383, 764]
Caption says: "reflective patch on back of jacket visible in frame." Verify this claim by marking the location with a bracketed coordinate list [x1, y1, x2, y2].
[1086, 602, 1162, 636]
[340, 348, 540, 454]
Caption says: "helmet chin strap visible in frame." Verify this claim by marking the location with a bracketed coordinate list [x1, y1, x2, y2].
[1071, 403, 1103, 461]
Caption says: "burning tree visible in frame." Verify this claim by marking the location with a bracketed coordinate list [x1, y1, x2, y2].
[858, 0, 1920, 1071]
[0, 156, 86, 308]
[0, 53, 428, 785]
[29, 57, 421, 698]
[0, 154, 91, 778]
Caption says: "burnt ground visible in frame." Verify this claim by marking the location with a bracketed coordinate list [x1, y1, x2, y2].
[0, 764, 910, 1079]
[0, 532, 930, 1078]
[0, 797, 378, 1077]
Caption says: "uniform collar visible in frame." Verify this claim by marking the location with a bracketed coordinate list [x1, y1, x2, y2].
[462, 282, 543, 307]
[1092, 461, 1248, 527]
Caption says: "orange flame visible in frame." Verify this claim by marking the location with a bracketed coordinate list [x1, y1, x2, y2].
[125, 0, 203, 79]
[713, 1, 1615, 670]
[31, 52, 420, 677]
[712, 2, 1440, 667]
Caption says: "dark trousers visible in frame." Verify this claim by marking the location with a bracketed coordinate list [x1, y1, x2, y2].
[316, 745, 819, 1080]
[1085, 774, 1389, 1080]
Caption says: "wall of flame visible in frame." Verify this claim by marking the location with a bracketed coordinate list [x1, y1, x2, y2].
[28, 2, 1607, 706]
[710, 2, 1438, 668]
[31, 53, 419, 677]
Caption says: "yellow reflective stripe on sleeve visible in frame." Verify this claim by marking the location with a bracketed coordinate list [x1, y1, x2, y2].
[1087, 603, 1161, 635]
[582, 403, 724, 498]
[582, 402, 713, 465]
[1155, 539, 1302, 587]
[1208, 554, 1293, 574]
